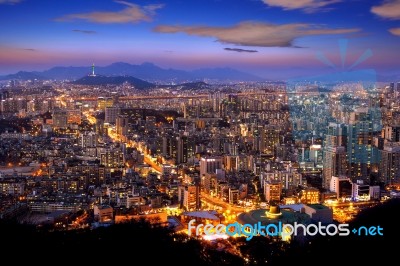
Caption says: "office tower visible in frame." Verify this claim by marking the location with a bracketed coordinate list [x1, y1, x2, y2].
[52, 109, 68, 128]
[116, 116, 129, 136]
[346, 109, 380, 182]
[379, 144, 400, 185]
[330, 176, 352, 199]
[202, 173, 217, 194]
[382, 125, 400, 142]
[225, 155, 238, 172]
[81, 131, 97, 148]
[323, 123, 347, 189]
[98, 97, 113, 110]
[162, 134, 174, 158]
[224, 155, 248, 172]
[178, 184, 201, 211]
[253, 125, 262, 152]
[351, 180, 370, 201]
[262, 125, 280, 155]
[1, 98, 27, 113]
[177, 132, 188, 164]
[200, 156, 223, 177]
[263, 180, 282, 203]
[228, 188, 239, 204]
[95, 114, 105, 135]
[181, 103, 187, 118]
[100, 150, 125, 168]
[105, 107, 120, 124]
[208, 91, 221, 113]
[310, 144, 323, 166]
[323, 147, 347, 189]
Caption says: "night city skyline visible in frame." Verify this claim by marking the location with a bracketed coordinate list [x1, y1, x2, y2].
[1, 1, 400, 265]
[1, 0, 400, 79]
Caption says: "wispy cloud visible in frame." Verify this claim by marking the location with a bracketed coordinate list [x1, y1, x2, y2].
[224, 48, 258, 53]
[22, 48, 36, 51]
[262, 0, 340, 13]
[0, 0, 22, 4]
[371, 1, 400, 36]
[389, 27, 400, 36]
[72, 29, 97, 34]
[56, 1, 164, 24]
[154, 22, 360, 47]
[371, 0, 400, 20]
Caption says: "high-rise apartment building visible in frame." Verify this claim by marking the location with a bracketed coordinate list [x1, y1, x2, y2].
[323, 123, 348, 189]
[200, 156, 223, 177]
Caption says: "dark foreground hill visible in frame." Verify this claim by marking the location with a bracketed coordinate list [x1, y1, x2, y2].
[1, 199, 398, 265]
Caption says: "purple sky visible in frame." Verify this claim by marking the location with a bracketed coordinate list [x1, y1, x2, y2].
[1, 0, 400, 79]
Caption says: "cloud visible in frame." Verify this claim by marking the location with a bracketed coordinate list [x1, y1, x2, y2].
[389, 27, 400, 35]
[371, 0, 400, 20]
[224, 48, 258, 53]
[22, 48, 36, 51]
[56, 1, 164, 24]
[262, 0, 340, 12]
[154, 22, 360, 47]
[72, 29, 97, 34]
[0, 0, 21, 4]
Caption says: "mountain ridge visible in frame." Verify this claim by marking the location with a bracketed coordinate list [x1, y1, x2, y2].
[0, 62, 263, 82]
[71, 75, 154, 89]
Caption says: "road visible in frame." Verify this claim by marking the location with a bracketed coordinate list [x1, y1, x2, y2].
[201, 192, 247, 213]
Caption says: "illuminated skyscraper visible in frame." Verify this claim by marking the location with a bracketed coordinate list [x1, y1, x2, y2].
[380, 144, 400, 185]
[52, 109, 68, 128]
[98, 97, 113, 110]
[323, 123, 347, 189]
[263, 180, 282, 203]
[200, 156, 223, 177]
[116, 115, 129, 136]
[346, 109, 380, 182]
[81, 131, 97, 148]
[105, 107, 120, 124]
[178, 184, 201, 211]
[177, 132, 189, 164]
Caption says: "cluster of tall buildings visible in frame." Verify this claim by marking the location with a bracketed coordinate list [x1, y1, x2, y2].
[1, 79, 400, 223]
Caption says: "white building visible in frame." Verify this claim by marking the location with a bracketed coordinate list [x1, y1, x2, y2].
[330, 175, 352, 199]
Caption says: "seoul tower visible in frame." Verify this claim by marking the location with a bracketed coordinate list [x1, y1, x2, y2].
[91, 63, 96, 76]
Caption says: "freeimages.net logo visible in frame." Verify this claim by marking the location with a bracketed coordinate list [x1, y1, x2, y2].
[188, 219, 383, 241]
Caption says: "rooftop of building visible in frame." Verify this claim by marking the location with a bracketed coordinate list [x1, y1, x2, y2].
[237, 208, 311, 225]
[307, 204, 329, 210]
[182, 210, 220, 220]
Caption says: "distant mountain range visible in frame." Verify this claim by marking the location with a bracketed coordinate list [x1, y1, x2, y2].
[2, 71, 46, 81]
[0, 62, 263, 82]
